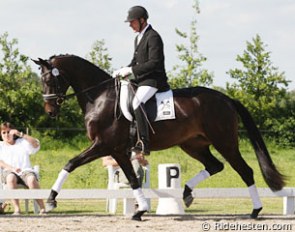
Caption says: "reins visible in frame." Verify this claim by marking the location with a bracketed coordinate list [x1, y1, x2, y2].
[63, 78, 117, 100]
[41, 62, 155, 135]
[41, 66, 117, 104]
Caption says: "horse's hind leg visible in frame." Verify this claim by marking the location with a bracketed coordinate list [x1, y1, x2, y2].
[216, 145, 263, 218]
[180, 140, 224, 207]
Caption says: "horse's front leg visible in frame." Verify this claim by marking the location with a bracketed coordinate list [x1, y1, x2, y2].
[113, 153, 149, 221]
[46, 142, 106, 212]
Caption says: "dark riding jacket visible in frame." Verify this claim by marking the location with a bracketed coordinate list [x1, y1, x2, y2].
[129, 25, 170, 92]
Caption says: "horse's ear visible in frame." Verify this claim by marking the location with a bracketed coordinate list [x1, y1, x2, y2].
[32, 58, 51, 69]
[31, 58, 41, 65]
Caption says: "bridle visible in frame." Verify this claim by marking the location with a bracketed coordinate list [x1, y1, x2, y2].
[41, 65, 117, 106]
[41, 67, 69, 105]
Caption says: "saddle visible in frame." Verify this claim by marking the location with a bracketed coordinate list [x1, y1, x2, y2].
[119, 80, 175, 122]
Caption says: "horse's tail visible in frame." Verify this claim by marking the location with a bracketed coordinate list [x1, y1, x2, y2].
[232, 99, 285, 191]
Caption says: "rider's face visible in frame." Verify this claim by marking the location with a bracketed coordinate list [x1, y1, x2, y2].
[129, 18, 147, 33]
[129, 19, 140, 33]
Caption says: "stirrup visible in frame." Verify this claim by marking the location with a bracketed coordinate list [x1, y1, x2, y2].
[131, 140, 150, 155]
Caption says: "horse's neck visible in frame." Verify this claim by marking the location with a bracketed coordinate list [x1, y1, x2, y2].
[60, 56, 113, 113]
[69, 70, 111, 92]
[76, 77, 115, 114]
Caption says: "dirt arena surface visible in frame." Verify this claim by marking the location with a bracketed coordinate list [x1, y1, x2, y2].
[0, 214, 294, 232]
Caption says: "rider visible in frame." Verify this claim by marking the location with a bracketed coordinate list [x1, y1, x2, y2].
[113, 6, 170, 155]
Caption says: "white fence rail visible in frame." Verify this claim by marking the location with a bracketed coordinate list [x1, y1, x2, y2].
[0, 188, 294, 215]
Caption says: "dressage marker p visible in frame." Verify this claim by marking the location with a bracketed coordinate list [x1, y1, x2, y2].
[156, 163, 184, 215]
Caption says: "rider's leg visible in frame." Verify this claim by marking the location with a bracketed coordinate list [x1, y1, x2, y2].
[132, 104, 150, 155]
[132, 86, 157, 155]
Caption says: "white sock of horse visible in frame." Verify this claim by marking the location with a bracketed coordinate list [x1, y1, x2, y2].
[248, 184, 262, 209]
[186, 170, 210, 189]
[133, 188, 148, 211]
[52, 169, 70, 193]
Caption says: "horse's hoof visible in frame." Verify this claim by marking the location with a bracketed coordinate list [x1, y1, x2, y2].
[46, 200, 57, 212]
[183, 185, 194, 208]
[131, 210, 146, 221]
[250, 207, 263, 219]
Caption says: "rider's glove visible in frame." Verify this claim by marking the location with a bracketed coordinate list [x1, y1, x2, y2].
[112, 67, 132, 79]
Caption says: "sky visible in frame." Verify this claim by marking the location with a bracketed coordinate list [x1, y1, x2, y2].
[0, 0, 294, 90]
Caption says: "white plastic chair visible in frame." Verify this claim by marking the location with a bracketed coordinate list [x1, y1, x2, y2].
[106, 164, 151, 215]
[0, 165, 40, 214]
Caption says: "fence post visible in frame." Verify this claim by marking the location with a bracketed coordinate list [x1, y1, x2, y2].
[283, 196, 295, 215]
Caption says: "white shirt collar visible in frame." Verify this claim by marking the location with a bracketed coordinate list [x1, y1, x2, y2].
[139, 24, 150, 37]
[137, 24, 150, 44]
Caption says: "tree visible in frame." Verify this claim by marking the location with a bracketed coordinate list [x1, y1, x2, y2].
[226, 34, 289, 128]
[0, 32, 43, 128]
[270, 90, 295, 146]
[85, 39, 113, 73]
[168, 0, 213, 89]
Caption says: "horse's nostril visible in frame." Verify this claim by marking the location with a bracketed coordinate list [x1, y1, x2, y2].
[48, 111, 56, 118]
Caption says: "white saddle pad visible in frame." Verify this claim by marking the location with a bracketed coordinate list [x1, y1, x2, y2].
[154, 90, 175, 121]
[120, 80, 175, 122]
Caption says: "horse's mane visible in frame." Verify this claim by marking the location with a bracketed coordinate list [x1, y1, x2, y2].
[49, 54, 112, 79]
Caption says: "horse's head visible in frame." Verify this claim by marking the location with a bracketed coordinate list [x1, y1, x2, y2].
[33, 57, 70, 118]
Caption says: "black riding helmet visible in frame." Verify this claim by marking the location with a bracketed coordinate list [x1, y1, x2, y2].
[125, 6, 149, 22]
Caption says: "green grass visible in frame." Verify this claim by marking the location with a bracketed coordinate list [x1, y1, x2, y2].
[23, 134, 294, 215]
[31, 137, 295, 189]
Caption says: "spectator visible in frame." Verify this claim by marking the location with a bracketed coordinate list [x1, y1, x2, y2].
[102, 153, 149, 187]
[0, 202, 7, 214]
[0, 122, 46, 215]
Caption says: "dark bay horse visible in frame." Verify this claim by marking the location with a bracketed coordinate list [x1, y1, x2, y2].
[33, 54, 284, 220]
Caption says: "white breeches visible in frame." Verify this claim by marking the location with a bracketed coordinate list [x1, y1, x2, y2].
[132, 86, 158, 110]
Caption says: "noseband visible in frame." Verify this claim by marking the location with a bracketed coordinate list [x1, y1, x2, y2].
[41, 67, 67, 105]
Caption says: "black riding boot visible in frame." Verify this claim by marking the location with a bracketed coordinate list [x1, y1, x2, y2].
[132, 105, 150, 155]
